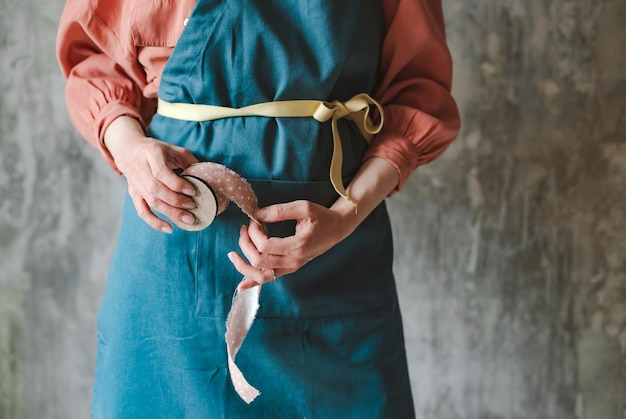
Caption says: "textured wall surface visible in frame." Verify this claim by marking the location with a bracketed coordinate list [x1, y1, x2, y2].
[0, 0, 624, 418]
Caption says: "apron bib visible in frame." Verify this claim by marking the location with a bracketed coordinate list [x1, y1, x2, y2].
[93, 1, 415, 417]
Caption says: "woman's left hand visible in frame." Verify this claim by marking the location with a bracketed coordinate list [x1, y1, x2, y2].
[227, 200, 357, 290]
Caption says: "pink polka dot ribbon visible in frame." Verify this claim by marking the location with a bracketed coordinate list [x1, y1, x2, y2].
[172, 162, 261, 231]
[173, 162, 263, 403]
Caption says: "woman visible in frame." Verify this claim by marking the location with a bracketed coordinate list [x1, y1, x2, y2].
[57, 0, 460, 417]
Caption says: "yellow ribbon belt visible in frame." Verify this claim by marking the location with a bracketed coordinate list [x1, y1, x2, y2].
[157, 93, 384, 209]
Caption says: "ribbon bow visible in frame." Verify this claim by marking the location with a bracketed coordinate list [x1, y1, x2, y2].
[311, 94, 384, 209]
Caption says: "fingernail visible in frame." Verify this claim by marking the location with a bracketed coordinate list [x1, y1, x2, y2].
[183, 188, 196, 196]
[182, 214, 195, 225]
[256, 209, 267, 220]
[227, 252, 236, 263]
[161, 225, 173, 234]
[182, 200, 196, 209]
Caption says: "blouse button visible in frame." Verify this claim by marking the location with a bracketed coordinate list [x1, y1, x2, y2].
[184, 18, 189, 26]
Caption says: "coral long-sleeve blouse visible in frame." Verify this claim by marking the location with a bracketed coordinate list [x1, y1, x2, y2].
[56, 0, 460, 193]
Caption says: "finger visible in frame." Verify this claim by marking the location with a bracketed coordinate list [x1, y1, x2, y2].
[140, 175, 196, 210]
[239, 225, 285, 267]
[246, 221, 292, 257]
[148, 196, 197, 227]
[253, 233, 301, 259]
[130, 171, 197, 228]
[227, 252, 275, 287]
[245, 223, 309, 272]
[147, 152, 197, 196]
[129, 193, 173, 234]
[136, 175, 196, 225]
[227, 251, 261, 279]
[238, 277, 262, 291]
[255, 201, 312, 223]
[238, 268, 281, 291]
[246, 221, 272, 255]
[238, 225, 264, 267]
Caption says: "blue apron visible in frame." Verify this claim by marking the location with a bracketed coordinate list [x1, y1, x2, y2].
[93, 1, 414, 417]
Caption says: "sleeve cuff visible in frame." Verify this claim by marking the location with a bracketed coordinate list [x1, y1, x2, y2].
[362, 131, 417, 196]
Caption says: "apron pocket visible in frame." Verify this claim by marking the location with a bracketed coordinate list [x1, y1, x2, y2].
[193, 181, 270, 318]
[261, 179, 395, 319]
[193, 178, 395, 319]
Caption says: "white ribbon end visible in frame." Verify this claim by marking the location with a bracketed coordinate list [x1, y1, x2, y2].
[225, 285, 262, 403]
[228, 358, 261, 404]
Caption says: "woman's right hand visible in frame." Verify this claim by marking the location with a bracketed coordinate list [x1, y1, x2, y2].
[104, 116, 199, 233]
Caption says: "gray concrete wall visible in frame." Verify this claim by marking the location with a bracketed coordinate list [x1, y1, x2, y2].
[0, 0, 624, 418]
